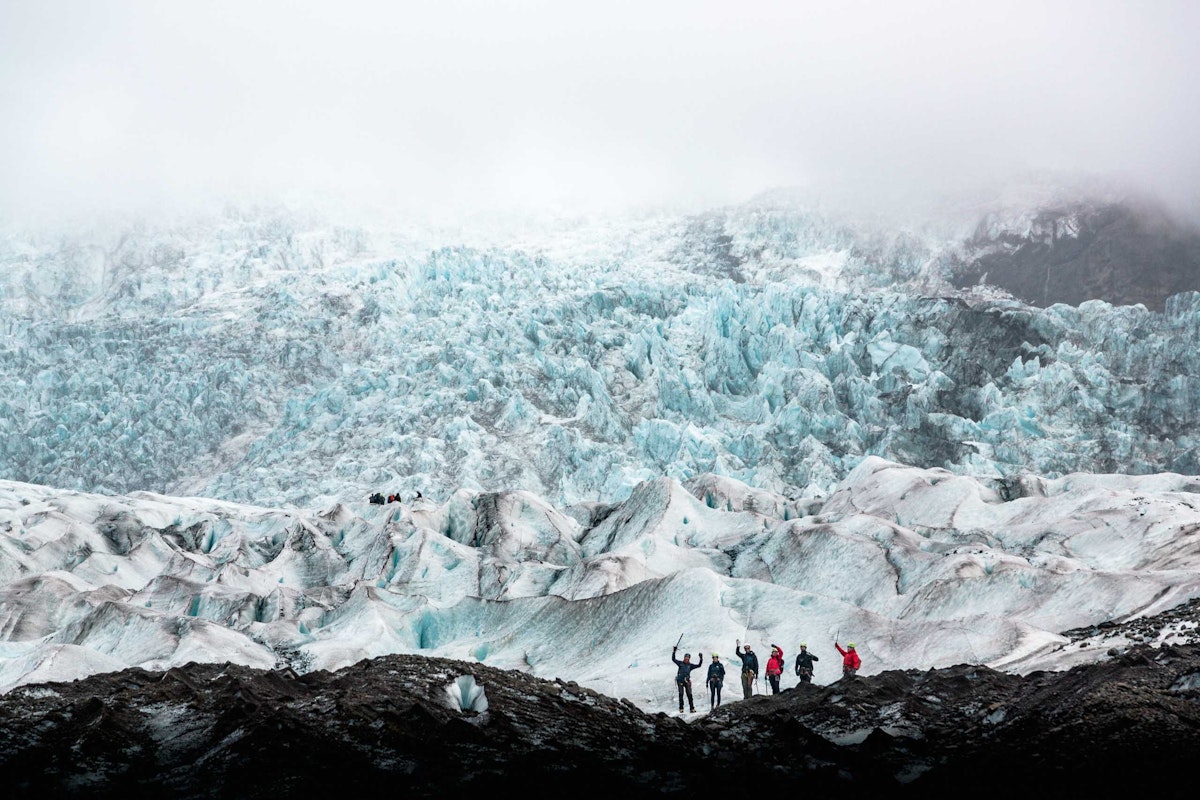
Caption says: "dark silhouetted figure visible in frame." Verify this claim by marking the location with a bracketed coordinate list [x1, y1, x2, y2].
[706, 653, 726, 710]
[734, 640, 758, 698]
[672, 647, 703, 713]
[794, 642, 819, 684]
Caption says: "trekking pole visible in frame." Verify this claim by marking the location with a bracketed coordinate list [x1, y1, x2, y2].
[675, 632, 684, 649]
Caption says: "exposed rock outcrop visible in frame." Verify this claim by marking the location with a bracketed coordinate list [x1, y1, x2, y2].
[3, 635, 1198, 798]
[951, 200, 1200, 310]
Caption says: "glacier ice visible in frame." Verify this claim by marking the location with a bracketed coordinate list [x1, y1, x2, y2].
[0, 204, 1196, 511]
[3, 460, 1200, 708]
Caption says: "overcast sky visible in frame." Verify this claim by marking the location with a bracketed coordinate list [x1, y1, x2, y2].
[2, 0, 1198, 222]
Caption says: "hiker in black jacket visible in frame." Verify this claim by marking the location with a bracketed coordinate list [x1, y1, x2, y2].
[671, 647, 703, 713]
[794, 642, 819, 685]
[706, 653, 726, 711]
[734, 639, 759, 699]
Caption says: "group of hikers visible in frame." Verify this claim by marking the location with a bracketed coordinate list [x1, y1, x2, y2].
[368, 491, 422, 505]
[671, 639, 861, 713]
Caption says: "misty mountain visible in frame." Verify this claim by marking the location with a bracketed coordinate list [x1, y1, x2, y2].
[5, 3, 1199, 795]
[949, 197, 1200, 310]
[2, 190, 1198, 512]
[2, 187, 1199, 795]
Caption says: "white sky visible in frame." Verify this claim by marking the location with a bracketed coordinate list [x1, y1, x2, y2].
[2, 0, 1199, 221]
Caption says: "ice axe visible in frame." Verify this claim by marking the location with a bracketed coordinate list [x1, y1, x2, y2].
[675, 632, 684, 649]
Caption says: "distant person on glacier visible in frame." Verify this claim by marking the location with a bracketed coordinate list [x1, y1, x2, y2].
[835, 640, 861, 678]
[368, 492, 385, 505]
[765, 644, 784, 694]
[794, 642, 819, 685]
[671, 647, 703, 713]
[734, 640, 759, 699]
[706, 653, 726, 711]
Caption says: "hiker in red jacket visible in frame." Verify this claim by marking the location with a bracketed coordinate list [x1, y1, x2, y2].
[835, 641, 861, 678]
[765, 644, 784, 694]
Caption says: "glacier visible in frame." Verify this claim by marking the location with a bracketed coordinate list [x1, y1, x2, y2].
[1, 198, 1197, 512]
[1, 194, 1199, 711]
[3, 460, 1200, 710]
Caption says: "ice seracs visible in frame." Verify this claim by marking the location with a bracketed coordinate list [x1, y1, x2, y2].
[2, 201, 1197, 512]
[3, 458, 1199, 710]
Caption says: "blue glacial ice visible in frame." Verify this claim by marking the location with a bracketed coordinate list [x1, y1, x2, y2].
[0, 203, 1196, 510]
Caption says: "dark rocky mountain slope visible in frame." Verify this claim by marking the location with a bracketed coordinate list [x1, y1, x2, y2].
[950, 200, 1200, 310]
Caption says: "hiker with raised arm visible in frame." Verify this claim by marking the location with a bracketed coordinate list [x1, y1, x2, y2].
[835, 640, 861, 678]
[733, 639, 758, 699]
[765, 644, 784, 694]
[671, 645, 703, 713]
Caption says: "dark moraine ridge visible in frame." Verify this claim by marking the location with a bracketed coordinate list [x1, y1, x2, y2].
[2, 611, 1199, 799]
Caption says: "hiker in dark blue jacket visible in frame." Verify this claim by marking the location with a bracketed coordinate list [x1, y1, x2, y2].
[706, 653, 726, 711]
[734, 639, 759, 699]
[671, 646, 703, 713]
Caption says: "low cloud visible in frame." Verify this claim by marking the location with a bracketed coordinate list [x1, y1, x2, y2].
[2, 1, 1198, 222]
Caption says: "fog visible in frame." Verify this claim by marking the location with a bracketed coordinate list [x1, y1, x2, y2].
[2, 0, 1198, 223]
